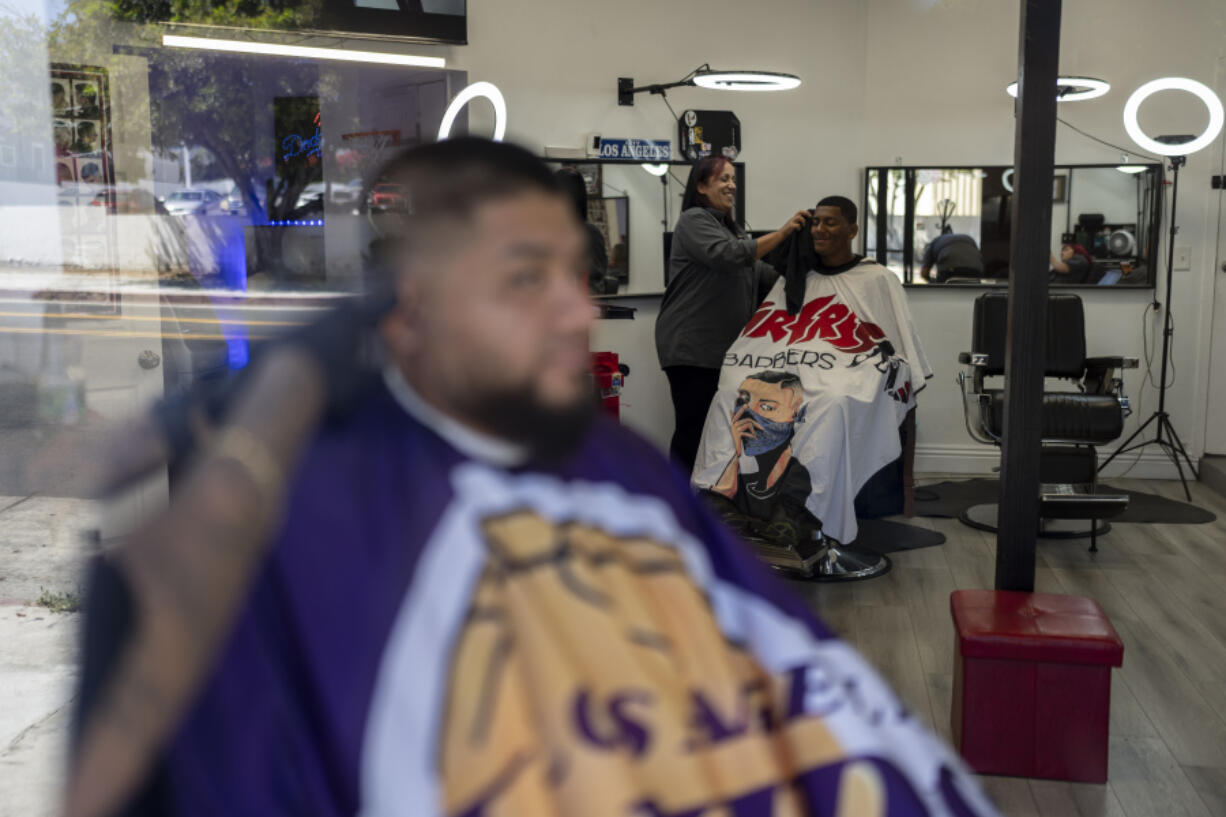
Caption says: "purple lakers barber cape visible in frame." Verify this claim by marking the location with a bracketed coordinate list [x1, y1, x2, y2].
[693, 259, 933, 545]
[164, 368, 990, 817]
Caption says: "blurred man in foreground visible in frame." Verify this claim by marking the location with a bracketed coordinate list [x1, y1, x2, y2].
[66, 139, 995, 817]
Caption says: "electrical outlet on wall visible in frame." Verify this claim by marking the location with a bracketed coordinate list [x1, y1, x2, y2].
[1174, 245, 1192, 270]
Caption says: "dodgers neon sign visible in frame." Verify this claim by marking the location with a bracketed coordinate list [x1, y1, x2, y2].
[282, 112, 322, 163]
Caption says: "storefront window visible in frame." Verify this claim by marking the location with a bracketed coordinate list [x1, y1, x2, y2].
[0, 0, 465, 543]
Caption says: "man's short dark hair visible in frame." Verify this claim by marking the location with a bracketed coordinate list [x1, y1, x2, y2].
[816, 195, 857, 225]
[746, 370, 802, 393]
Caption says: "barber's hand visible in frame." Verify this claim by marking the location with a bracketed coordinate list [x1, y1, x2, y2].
[730, 405, 762, 456]
[780, 210, 809, 236]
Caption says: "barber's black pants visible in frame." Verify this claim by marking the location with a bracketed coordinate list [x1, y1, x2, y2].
[664, 365, 721, 475]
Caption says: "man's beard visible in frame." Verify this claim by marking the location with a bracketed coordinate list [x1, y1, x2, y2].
[454, 380, 597, 465]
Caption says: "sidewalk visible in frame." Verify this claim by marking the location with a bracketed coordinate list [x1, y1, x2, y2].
[0, 495, 96, 817]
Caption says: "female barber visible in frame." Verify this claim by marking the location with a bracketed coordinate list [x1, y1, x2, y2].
[655, 155, 807, 472]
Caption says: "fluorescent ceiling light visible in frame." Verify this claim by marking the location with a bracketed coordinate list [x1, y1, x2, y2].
[1123, 76, 1225, 157]
[1116, 165, 1147, 174]
[161, 34, 445, 68]
[438, 81, 507, 142]
[1006, 76, 1110, 102]
[693, 71, 801, 92]
[641, 163, 669, 176]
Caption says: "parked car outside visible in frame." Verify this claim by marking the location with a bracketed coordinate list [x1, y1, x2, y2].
[369, 182, 407, 211]
[164, 189, 225, 216]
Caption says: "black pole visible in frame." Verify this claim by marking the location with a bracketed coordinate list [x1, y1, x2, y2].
[1155, 157, 1182, 434]
[995, 0, 1061, 592]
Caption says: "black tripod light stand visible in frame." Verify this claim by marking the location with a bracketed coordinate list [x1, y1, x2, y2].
[1098, 154, 1198, 500]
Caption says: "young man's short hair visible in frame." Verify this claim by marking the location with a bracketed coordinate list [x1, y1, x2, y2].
[816, 195, 857, 224]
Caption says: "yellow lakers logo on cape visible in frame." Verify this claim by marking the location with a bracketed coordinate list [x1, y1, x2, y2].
[437, 510, 890, 817]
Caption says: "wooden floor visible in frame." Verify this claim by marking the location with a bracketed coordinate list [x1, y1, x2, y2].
[784, 476, 1226, 817]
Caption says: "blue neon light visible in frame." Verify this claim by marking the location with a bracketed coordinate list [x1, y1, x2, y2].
[269, 220, 324, 226]
[282, 114, 323, 163]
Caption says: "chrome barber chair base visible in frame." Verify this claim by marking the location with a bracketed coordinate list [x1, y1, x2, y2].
[750, 537, 891, 582]
[811, 541, 892, 581]
[958, 503, 1111, 540]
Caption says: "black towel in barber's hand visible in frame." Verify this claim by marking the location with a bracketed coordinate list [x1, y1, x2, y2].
[764, 213, 817, 315]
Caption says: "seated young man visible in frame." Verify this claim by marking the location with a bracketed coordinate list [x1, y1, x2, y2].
[694, 196, 932, 551]
[67, 150, 988, 817]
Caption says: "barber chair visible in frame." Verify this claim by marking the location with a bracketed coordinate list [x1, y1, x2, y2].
[957, 292, 1136, 551]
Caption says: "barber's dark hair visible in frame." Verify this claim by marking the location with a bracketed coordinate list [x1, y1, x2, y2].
[681, 155, 733, 212]
[554, 167, 588, 222]
[746, 370, 802, 393]
[816, 195, 857, 225]
[941, 224, 953, 235]
[367, 137, 562, 265]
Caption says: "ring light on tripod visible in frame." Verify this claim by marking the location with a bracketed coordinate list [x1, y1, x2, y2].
[1098, 77, 1221, 498]
[1123, 77, 1223, 156]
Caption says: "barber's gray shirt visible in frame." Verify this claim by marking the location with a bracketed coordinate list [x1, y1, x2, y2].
[655, 207, 776, 369]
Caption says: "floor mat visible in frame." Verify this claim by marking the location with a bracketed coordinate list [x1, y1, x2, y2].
[914, 478, 1216, 524]
[851, 518, 946, 553]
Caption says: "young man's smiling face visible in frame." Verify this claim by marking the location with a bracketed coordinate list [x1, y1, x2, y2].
[810, 205, 859, 264]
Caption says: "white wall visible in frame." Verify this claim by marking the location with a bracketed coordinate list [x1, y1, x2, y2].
[211, 0, 1226, 476]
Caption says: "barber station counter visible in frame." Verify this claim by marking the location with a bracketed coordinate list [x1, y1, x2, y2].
[594, 290, 665, 320]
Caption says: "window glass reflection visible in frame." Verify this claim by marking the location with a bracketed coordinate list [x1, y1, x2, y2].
[0, 0, 466, 543]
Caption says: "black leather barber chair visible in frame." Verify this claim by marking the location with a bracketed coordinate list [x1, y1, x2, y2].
[956, 292, 1137, 551]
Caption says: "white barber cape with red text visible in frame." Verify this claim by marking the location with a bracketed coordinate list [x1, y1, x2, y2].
[693, 259, 933, 544]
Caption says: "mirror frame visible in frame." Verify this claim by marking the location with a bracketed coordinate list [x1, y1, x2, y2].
[861, 163, 1164, 289]
[547, 158, 746, 297]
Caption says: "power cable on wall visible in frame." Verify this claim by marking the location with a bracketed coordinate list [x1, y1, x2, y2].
[1115, 302, 1159, 478]
[1056, 117, 1162, 163]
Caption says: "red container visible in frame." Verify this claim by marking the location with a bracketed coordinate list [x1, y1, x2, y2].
[950, 590, 1124, 783]
[591, 351, 625, 419]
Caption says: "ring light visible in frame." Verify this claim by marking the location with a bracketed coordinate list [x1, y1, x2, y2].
[641, 163, 669, 176]
[1123, 77, 1224, 156]
[1001, 168, 1014, 193]
[692, 71, 801, 92]
[1005, 76, 1110, 102]
[438, 81, 507, 142]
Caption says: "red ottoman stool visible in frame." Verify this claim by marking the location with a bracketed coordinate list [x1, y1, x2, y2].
[950, 589, 1124, 782]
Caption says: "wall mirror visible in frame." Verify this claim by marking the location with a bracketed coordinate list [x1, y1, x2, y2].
[548, 159, 745, 297]
[863, 164, 1162, 287]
